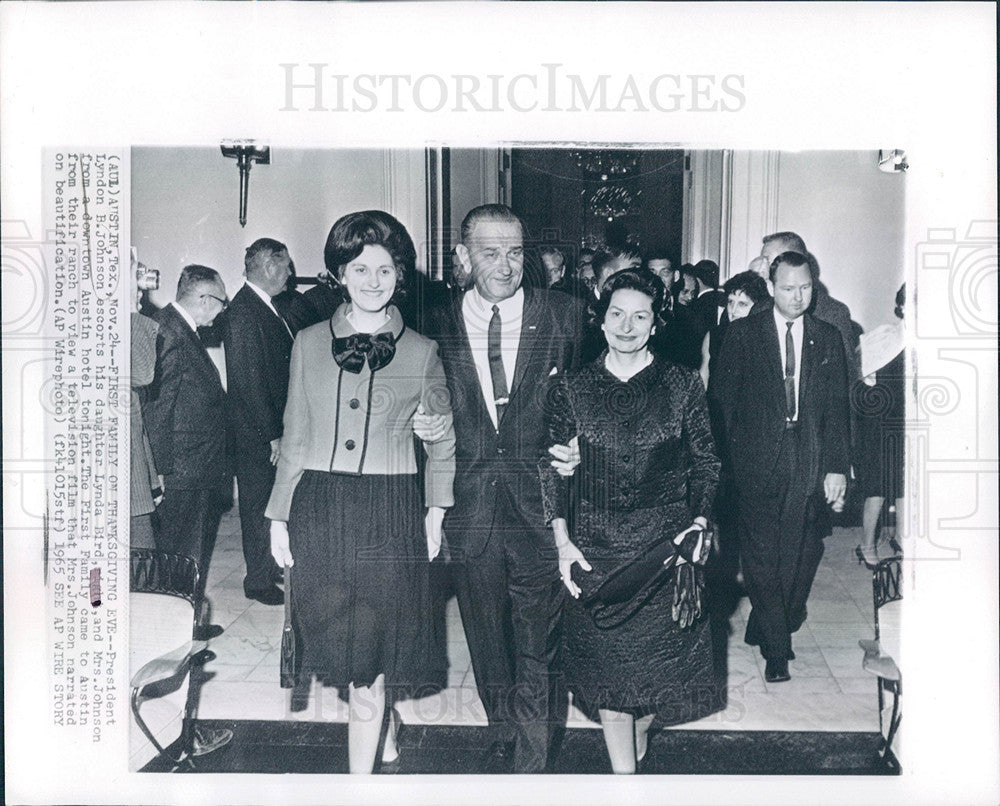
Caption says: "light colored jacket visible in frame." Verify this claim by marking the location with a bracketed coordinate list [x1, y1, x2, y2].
[265, 304, 455, 521]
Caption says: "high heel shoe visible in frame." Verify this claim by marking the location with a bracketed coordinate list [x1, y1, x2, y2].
[379, 707, 402, 772]
[855, 545, 878, 570]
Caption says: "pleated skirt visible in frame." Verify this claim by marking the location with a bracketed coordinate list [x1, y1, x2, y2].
[287, 470, 432, 694]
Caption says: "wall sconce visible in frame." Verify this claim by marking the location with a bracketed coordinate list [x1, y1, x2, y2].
[878, 149, 908, 173]
[221, 140, 270, 227]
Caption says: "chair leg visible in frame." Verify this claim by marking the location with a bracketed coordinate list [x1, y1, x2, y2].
[882, 683, 901, 760]
[131, 687, 196, 771]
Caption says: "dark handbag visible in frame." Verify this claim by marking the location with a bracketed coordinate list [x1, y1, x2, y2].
[279, 566, 299, 688]
[583, 526, 712, 630]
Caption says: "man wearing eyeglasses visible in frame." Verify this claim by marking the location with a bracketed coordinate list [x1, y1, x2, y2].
[222, 238, 295, 606]
[145, 264, 233, 635]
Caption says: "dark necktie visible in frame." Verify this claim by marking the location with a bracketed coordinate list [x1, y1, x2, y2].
[488, 304, 509, 421]
[784, 321, 796, 421]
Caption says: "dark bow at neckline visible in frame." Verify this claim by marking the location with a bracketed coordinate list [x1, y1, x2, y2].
[331, 328, 400, 373]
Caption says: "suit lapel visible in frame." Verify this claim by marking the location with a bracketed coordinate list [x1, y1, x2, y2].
[799, 315, 817, 405]
[169, 306, 223, 389]
[508, 286, 542, 400]
[757, 311, 785, 405]
[449, 294, 495, 425]
[244, 285, 293, 347]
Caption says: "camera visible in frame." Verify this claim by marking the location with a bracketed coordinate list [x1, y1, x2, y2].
[136, 264, 160, 292]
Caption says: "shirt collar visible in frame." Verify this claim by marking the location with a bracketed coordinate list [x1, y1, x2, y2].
[773, 305, 804, 332]
[170, 300, 200, 333]
[245, 279, 274, 307]
[466, 285, 524, 321]
[330, 302, 404, 339]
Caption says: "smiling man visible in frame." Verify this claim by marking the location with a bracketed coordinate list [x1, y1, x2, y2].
[709, 251, 850, 684]
[429, 204, 583, 773]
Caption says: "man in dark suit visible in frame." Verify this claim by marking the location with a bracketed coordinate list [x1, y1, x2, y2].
[760, 231, 860, 382]
[710, 251, 850, 683]
[222, 238, 294, 605]
[429, 204, 583, 773]
[146, 265, 233, 613]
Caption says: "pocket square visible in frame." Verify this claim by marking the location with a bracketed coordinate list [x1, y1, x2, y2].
[548, 366, 558, 377]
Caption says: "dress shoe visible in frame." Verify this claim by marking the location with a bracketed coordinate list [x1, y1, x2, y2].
[192, 624, 224, 641]
[245, 585, 284, 605]
[482, 739, 515, 774]
[764, 658, 791, 683]
[191, 726, 233, 757]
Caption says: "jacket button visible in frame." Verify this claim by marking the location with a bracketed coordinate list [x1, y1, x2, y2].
[622, 455, 631, 464]
[497, 447, 505, 455]
[349, 398, 360, 409]
[345, 439, 356, 450]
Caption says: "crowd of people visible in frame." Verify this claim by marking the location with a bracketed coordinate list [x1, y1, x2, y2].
[131, 202, 906, 774]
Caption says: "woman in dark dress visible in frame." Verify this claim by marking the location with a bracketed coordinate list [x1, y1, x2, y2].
[854, 283, 906, 568]
[266, 211, 455, 773]
[542, 269, 722, 774]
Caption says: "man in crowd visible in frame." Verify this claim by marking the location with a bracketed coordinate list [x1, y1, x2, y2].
[223, 238, 294, 606]
[760, 231, 859, 381]
[429, 204, 583, 773]
[645, 250, 674, 293]
[710, 251, 850, 683]
[691, 259, 724, 332]
[667, 264, 704, 369]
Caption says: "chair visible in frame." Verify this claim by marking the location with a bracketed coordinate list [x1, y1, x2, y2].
[858, 555, 902, 770]
[130, 549, 219, 770]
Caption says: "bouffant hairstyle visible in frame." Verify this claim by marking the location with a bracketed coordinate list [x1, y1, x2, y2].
[323, 210, 416, 303]
[589, 268, 665, 328]
[723, 270, 770, 305]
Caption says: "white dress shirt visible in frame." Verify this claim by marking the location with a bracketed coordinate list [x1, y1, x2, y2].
[462, 286, 524, 429]
[245, 279, 293, 337]
[773, 306, 804, 422]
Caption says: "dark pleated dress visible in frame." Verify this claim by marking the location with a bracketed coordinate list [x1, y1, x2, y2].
[543, 355, 724, 724]
[853, 349, 906, 500]
[287, 471, 432, 696]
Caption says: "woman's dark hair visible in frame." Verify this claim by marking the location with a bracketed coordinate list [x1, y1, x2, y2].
[723, 270, 770, 305]
[894, 282, 905, 319]
[589, 268, 665, 328]
[323, 210, 417, 303]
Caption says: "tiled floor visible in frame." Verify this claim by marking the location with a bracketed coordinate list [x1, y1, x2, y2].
[191, 509, 884, 734]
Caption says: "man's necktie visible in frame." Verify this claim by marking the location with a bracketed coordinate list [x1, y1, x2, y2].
[784, 320, 796, 421]
[488, 304, 509, 422]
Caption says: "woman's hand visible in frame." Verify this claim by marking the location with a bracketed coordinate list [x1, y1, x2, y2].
[552, 518, 592, 598]
[671, 518, 709, 567]
[548, 435, 581, 477]
[425, 506, 445, 561]
[413, 404, 449, 444]
[270, 520, 294, 567]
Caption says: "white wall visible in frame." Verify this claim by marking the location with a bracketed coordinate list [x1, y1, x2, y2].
[132, 147, 427, 307]
[688, 150, 906, 333]
[774, 151, 906, 332]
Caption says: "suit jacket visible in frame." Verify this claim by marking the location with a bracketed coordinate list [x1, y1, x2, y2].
[145, 304, 232, 490]
[812, 285, 860, 382]
[264, 304, 455, 522]
[708, 303, 850, 502]
[429, 286, 584, 559]
[691, 288, 724, 335]
[222, 284, 295, 452]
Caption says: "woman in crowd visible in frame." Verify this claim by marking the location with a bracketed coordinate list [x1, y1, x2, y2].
[699, 269, 770, 388]
[853, 283, 906, 568]
[542, 269, 722, 774]
[266, 210, 455, 773]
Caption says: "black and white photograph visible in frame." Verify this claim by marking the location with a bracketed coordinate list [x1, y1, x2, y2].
[2, 3, 996, 805]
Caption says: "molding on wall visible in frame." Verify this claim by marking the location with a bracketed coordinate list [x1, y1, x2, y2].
[721, 150, 781, 280]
